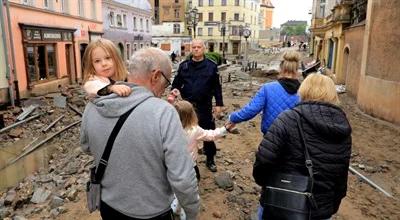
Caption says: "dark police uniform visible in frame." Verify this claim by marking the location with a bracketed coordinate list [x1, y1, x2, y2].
[172, 57, 223, 167]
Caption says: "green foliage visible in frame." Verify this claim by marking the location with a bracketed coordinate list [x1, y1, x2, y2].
[281, 24, 307, 36]
[205, 52, 223, 65]
[185, 52, 223, 65]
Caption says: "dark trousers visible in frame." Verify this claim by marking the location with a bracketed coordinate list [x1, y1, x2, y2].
[100, 201, 174, 220]
[196, 108, 217, 162]
[194, 165, 200, 181]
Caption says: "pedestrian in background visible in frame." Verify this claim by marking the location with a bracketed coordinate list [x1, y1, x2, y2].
[171, 39, 224, 172]
[81, 47, 200, 220]
[253, 73, 351, 220]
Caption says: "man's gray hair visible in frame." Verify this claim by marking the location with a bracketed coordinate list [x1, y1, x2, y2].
[128, 47, 172, 77]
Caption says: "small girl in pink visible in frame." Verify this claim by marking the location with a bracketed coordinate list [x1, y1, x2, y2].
[171, 99, 231, 219]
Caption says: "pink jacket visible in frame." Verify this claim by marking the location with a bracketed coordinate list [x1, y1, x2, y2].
[185, 126, 227, 162]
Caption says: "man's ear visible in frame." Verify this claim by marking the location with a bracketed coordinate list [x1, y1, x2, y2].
[150, 70, 159, 85]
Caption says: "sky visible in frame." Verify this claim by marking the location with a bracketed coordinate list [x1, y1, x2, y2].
[271, 0, 313, 28]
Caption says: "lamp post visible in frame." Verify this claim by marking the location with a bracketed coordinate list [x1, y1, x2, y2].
[218, 21, 228, 63]
[185, 7, 199, 38]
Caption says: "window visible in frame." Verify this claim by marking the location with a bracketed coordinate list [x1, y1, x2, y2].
[234, 13, 239, 21]
[61, 0, 69, 13]
[208, 27, 213, 36]
[78, 0, 84, 17]
[219, 42, 227, 52]
[320, 0, 326, 17]
[126, 44, 130, 60]
[221, 12, 226, 21]
[25, 44, 57, 83]
[173, 24, 180, 34]
[123, 14, 127, 27]
[116, 14, 122, 27]
[146, 19, 149, 32]
[133, 17, 137, 30]
[198, 13, 203, 22]
[109, 12, 115, 26]
[198, 27, 203, 36]
[209, 0, 213, 6]
[22, 0, 34, 5]
[140, 44, 143, 49]
[174, 9, 179, 18]
[221, 0, 226, 6]
[44, 0, 49, 9]
[175, 0, 179, 3]
[208, 12, 213, 21]
[134, 44, 137, 51]
[199, 0, 203, 7]
[235, 0, 239, 6]
[91, 0, 96, 19]
[140, 18, 143, 31]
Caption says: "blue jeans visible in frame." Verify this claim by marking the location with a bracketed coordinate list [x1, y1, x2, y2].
[257, 205, 332, 220]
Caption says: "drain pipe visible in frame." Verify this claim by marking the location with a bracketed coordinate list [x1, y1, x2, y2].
[5, 0, 19, 106]
[0, 0, 14, 106]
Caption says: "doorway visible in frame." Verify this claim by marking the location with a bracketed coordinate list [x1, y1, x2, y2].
[208, 43, 214, 52]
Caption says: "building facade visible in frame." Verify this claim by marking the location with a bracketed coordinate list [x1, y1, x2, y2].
[192, 0, 260, 55]
[102, 0, 152, 63]
[149, 0, 191, 56]
[311, 0, 400, 124]
[260, 0, 273, 30]
[5, 0, 103, 99]
[0, 6, 9, 105]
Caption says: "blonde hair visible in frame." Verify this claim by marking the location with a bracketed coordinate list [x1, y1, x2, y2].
[279, 51, 300, 78]
[174, 100, 198, 129]
[82, 38, 128, 83]
[298, 74, 340, 105]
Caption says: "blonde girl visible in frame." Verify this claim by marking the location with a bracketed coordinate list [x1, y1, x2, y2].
[82, 38, 132, 97]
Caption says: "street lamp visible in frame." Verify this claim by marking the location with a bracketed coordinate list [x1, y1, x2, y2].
[218, 21, 229, 63]
[185, 7, 199, 38]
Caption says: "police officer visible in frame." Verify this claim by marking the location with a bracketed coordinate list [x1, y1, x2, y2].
[171, 39, 223, 172]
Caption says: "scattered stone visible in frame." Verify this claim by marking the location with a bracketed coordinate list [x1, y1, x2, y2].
[212, 211, 222, 218]
[57, 206, 68, 214]
[4, 190, 16, 206]
[358, 164, 365, 170]
[67, 189, 78, 201]
[30, 188, 51, 204]
[0, 208, 11, 219]
[12, 215, 27, 220]
[215, 172, 234, 191]
[49, 208, 60, 218]
[8, 128, 23, 138]
[224, 158, 234, 165]
[50, 196, 64, 209]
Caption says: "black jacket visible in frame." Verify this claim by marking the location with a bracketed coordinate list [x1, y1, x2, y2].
[172, 58, 223, 110]
[253, 101, 352, 219]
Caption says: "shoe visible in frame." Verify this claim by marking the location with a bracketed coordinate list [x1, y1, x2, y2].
[206, 161, 217, 172]
[180, 208, 186, 220]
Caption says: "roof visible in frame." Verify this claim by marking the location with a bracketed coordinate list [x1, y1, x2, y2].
[113, 0, 152, 11]
[260, 0, 274, 8]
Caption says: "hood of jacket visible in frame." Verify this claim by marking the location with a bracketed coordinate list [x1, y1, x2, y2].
[91, 83, 154, 118]
[294, 101, 351, 140]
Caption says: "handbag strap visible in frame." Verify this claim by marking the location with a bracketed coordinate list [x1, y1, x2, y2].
[94, 96, 151, 182]
[294, 110, 315, 188]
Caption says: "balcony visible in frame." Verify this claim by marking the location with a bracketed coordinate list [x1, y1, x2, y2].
[331, 0, 352, 23]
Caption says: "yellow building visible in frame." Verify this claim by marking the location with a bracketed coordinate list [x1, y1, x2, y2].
[310, 0, 352, 78]
[191, 0, 260, 55]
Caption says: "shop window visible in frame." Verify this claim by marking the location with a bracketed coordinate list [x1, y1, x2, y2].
[25, 44, 57, 83]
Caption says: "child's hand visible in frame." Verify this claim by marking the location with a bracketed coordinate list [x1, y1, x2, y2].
[224, 121, 238, 133]
[109, 85, 132, 97]
[167, 89, 181, 103]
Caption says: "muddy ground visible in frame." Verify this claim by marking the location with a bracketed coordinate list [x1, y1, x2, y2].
[0, 49, 399, 220]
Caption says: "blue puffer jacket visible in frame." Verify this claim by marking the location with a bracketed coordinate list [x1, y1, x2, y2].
[229, 80, 300, 134]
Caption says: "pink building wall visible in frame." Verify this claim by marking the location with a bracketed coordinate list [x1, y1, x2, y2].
[7, 0, 103, 97]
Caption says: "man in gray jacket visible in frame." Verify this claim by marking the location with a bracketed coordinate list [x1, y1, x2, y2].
[80, 47, 200, 220]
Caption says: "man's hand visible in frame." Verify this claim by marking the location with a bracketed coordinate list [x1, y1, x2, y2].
[109, 85, 132, 97]
[224, 121, 236, 132]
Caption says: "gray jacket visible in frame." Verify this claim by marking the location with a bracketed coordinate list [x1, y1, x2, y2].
[80, 83, 200, 219]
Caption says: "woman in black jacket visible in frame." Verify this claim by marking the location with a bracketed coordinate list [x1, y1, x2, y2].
[253, 74, 352, 220]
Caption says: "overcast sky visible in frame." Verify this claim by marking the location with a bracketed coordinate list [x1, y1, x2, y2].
[271, 0, 313, 28]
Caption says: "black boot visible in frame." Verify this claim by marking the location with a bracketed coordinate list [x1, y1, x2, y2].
[206, 159, 217, 172]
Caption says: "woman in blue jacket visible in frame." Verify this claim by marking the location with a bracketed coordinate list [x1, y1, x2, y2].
[229, 51, 301, 134]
